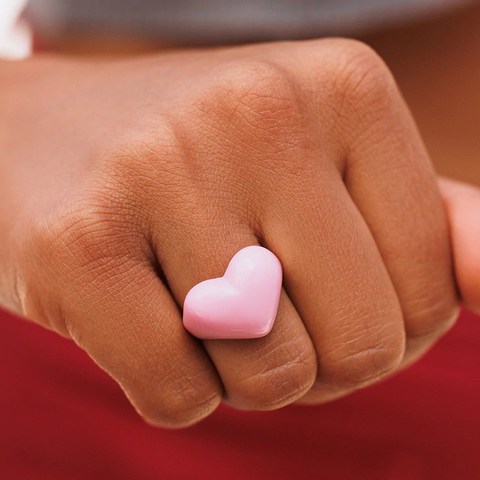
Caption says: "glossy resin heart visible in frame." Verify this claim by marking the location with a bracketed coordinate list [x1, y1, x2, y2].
[183, 246, 282, 339]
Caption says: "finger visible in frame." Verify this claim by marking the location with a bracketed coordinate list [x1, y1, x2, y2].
[155, 217, 318, 411]
[439, 177, 480, 313]
[261, 167, 406, 403]
[262, 39, 459, 363]
[26, 213, 222, 428]
[340, 64, 460, 364]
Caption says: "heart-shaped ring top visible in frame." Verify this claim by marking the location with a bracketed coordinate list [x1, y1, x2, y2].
[183, 246, 282, 339]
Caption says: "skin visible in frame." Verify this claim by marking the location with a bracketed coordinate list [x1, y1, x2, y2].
[1, 7, 480, 428]
[366, 2, 480, 313]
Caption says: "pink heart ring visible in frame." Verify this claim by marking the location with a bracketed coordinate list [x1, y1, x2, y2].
[183, 246, 283, 340]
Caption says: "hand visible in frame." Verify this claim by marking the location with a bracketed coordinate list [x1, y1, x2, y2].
[0, 39, 476, 427]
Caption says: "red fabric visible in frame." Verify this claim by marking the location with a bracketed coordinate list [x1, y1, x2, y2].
[0, 308, 479, 480]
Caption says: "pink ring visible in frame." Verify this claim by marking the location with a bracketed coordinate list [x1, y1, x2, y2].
[183, 246, 283, 340]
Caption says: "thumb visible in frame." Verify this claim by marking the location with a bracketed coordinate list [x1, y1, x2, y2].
[439, 177, 480, 314]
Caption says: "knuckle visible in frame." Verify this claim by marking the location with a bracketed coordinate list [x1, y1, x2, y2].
[195, 60, 309, 152]
[405, 293, 460, 340]
[24, 192, 143, 316]
[113, 118, 190, 194]
[327, 39, 398, 117]
[102, 121, 204, 229]
[22, 163, 149, 333]
[138, 393, 221, 429]
[215, 60, 298, 111]
[25, 199, 138, 329]
[36, 197, 136, 275]
[324, 331, 405, 389]
[232, 348, 317, 410]
[134, 378, 222, 429]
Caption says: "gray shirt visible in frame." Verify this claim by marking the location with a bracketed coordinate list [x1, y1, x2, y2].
[27, 0, 470, 44]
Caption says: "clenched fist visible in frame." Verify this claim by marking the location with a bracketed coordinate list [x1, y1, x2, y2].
[1, 38, 477, 428]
